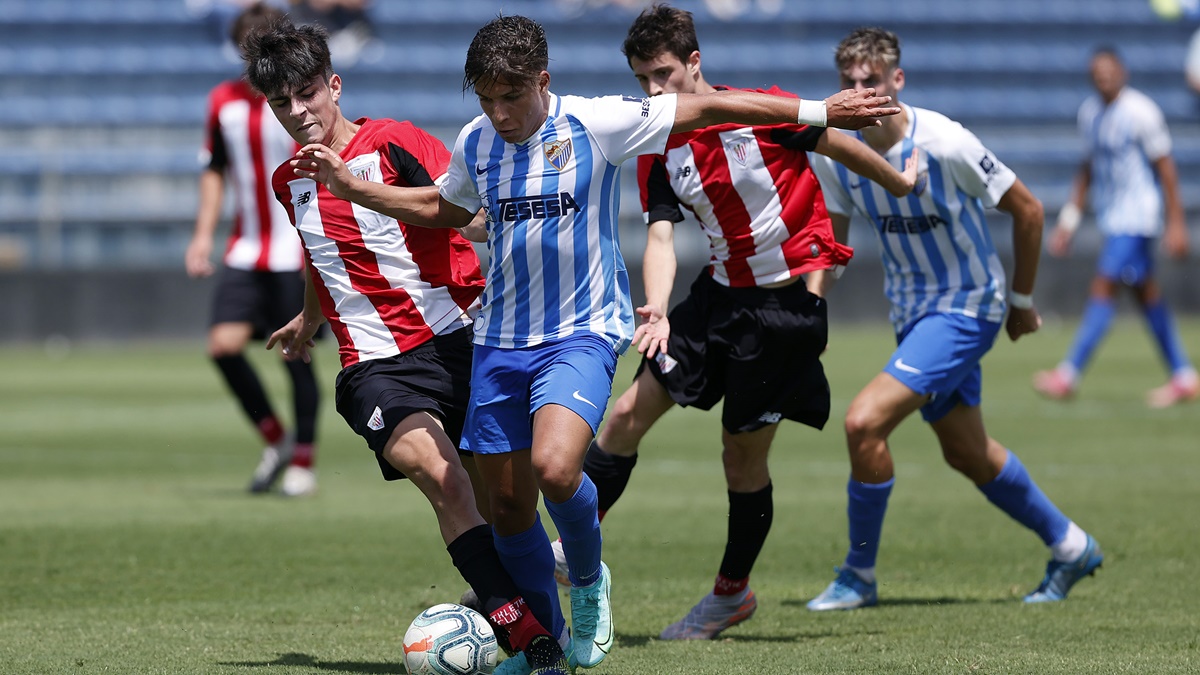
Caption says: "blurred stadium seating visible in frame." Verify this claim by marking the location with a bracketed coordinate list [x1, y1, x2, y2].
[1, 0, 1198, 271]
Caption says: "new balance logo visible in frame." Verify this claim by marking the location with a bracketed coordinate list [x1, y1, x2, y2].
[758, 411, 782, 424]
[572, 390, 598, 409]
[893, 358, 923, 375]
[674, 165, 692, 179]
[297, 191, 312, 205]
[367, 406, 385, 431]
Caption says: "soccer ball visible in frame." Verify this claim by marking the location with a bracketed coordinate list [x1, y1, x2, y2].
[403, 603, 499, 675]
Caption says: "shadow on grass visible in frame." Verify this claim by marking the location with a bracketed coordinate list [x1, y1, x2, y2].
[779, 596, 1010, 608]
[219, 653, 404, 674]
[615, 628, 875, 646]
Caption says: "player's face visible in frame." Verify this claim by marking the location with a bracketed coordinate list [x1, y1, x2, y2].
[266, 74, 343, 146]
[1090, 54, 1126, 102]
[840, 61, 903, 100]
[475, 72, 551, 144]
[629, 51, 700, 96]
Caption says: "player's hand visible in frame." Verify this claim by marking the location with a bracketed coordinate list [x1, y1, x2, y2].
[266, 313, 319, 363]
[1047, 226, 1073, 258]
[899, 147, 921, 194]
[184, 237, 214, 278]
[1006, 305, 1042, 342]
[631, 304, 670, 359]
[824, 88, 901, 130]
[1164, 219, 1189, 259]
[292, 144, 355, 199]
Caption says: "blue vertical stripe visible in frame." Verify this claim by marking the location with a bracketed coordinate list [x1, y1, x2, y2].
[538, 125, 561, 338]
[925, 155, 971, 314]
[509, 142, 533, 342]
[571, 120, 594, 329]
[483, 132, 508, 344]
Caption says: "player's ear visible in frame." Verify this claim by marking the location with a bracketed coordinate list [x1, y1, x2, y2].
[329, 73, 343, 103]
[892, 67, 905, 93]
[687, 50, 701, 75]
[538, 70, 550, 93]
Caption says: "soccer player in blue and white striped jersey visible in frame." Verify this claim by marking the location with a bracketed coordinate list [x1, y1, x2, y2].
[1034, 47, 1197, 407]
[807, 27, 1103, 611]
[291, 16, 899, 671]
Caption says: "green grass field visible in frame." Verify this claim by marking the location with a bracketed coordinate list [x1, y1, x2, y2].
[2, 318, 1198, 674]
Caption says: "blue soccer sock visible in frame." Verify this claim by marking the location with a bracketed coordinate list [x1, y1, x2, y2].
[1143, 300, 1193, 375]
[1064, 297, 1116, 375]
[493, 514, 565, 641]
[978, 450, 1070, 547]
[544, 473, 603, 587]
[843, 477, 894, 572]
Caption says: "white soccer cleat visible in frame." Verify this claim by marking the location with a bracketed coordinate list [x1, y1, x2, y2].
[280, 465, 317, 497]
[551, 539, 571, 588]
[248, 441, 292, 493]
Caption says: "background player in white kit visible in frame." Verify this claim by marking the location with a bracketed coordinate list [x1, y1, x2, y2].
[185, 1, 320, 497]
[807, 27, 1103, 610]
[289, 14, 899, 672]
[1033, 47, 1197, 407]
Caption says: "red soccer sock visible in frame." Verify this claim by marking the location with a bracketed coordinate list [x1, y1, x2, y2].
[256, 417, 285, 445]
[290, 442, 314, 468]
[489, 597, 550, 652]
[713, 574, 749, 596]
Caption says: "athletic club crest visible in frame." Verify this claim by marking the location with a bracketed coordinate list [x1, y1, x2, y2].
[728, 139, 751, 167]
[544, 138, 572, 171]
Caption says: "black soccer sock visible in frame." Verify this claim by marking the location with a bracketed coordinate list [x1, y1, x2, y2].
[582, 440, 638, 518]
[447, 525, 549, 653]
[284, 358, 320, 446]
[716, 482, 774, 593]
[213, 354, 281, 442]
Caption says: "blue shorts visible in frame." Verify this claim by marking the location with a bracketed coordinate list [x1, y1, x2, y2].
[462, 332, 618, 454]
[1097, 235, 1154, 285]
[883, 313, 1001, 423]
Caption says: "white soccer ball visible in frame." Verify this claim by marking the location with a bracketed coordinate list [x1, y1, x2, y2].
[403, 603, 499, 675]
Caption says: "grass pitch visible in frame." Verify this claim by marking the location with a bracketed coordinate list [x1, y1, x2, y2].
[1, 318, 1198, 674]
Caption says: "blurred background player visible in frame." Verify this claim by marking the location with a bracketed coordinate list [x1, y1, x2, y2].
[1033, 47, 1197, 407]
[807, 27, 1103, 610]
[289, 13, 900, 672]
[185, 1, 320, 497]
[243, 18, 571, 674]
[571, 3, 917, 641]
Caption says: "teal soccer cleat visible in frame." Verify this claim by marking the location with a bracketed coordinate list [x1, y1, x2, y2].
[806, 567, 878, 611]
[1024, 534, 1103, 603]
[569, 562, 613, 667]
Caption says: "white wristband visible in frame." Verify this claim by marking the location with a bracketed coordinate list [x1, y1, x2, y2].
[1057, 202, 1081, 234]
[1009, 291, 1034, 310]
[797, 99, 827, 127]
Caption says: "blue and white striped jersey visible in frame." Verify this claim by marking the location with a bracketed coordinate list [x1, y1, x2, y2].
[1079, 87, 1171, 237]
[810, 104, 1015, 333]
[441, 92, 677, 352]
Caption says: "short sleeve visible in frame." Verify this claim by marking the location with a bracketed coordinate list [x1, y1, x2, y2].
[382, 122, 451, 188]
[439, 126, 483, 214]
[638, 155, 684, 224]
[572, 94, 677, 166]
[941, 127, 1016, 209]
[809, 149, 855, 217]
[1135, 98, 1172, 161]
[200, 88, 225, 171]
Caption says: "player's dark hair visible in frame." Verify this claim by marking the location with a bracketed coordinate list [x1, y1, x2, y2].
[463, 15, 549, 93]
[242, 19, 333, 97]
[622, 3, 699, 67]
[835, 27, 902, 73]
[1092, 45, 1124, 64]
[230, 1, 287, 52]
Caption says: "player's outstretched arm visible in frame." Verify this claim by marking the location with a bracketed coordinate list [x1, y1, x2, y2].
[290, 144, 475, 230]
[815, 131, 919, 197]
[632, 219, 676, 359]
[672, 88, 899, 135]
[997, 177, 1044, 341]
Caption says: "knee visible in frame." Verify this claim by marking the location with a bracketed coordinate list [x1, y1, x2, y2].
[721, 444, 769, 492]
[844, 403, 883, 451]
[535, 457, 579, 502]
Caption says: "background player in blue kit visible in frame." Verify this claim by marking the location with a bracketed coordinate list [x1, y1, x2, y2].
[808, 27, 1103, 610]
[290, 14, 899, 672]
[1033, 47, 1197, 408]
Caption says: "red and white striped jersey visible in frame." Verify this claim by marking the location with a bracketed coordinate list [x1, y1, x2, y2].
[637, 86, 853, 288]
[202, 79, 303, 272]
[272, 118, 485, 368]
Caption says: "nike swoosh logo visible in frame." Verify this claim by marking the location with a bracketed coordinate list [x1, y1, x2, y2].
[475, 164, 496, 175]
[893, 358, 923, 374]
[572, 390, 598, 409]
[849, 180, 867, 190]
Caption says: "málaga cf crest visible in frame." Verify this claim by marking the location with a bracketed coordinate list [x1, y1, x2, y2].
[544, 139, 573, 171]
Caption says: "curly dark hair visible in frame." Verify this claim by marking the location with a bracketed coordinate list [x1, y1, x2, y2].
[242, 19, 333, 97]
[463, 15, 549, 93]
[622, 3, 699, 67]
[230, 1, 286, 53]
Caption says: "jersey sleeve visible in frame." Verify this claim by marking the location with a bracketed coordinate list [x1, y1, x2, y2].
[638, 154, 684, 225]
[809, 150, 855, 217]
[1135, 98, 1172, 161]
[575, 94, 677, 166]
[200, 87, 226, 172]
[381, 121, 451, 187]
[439, 125, 483, 214]
[768, 125, 827, 152]
[941, 127, 1016, 209]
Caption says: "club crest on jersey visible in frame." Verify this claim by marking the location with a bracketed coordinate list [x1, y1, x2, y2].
[347, 159, 376, 183]
[728, 139, 751, 167]
[544, 139, 573, 172]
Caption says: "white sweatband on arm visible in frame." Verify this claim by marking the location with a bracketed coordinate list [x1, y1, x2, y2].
[1009, 291, 1034, 310]
[797, 99, 827, 127]
[1057, 202, 1081, 234]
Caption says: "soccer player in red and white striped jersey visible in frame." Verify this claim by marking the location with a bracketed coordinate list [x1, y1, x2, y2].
[243, 19, 573, 673]
[575, 3, 918, 640]
[185, 2, 320, 497]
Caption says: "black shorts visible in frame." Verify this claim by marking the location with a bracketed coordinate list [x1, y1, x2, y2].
[209, 267, 308, 340]
[639, 270, 830, 434]
[334, 328, 473, 481]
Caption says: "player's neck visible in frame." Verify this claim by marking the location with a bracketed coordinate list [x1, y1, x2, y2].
[861, 103, 908, 153]
[325, 117, 362, 153]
